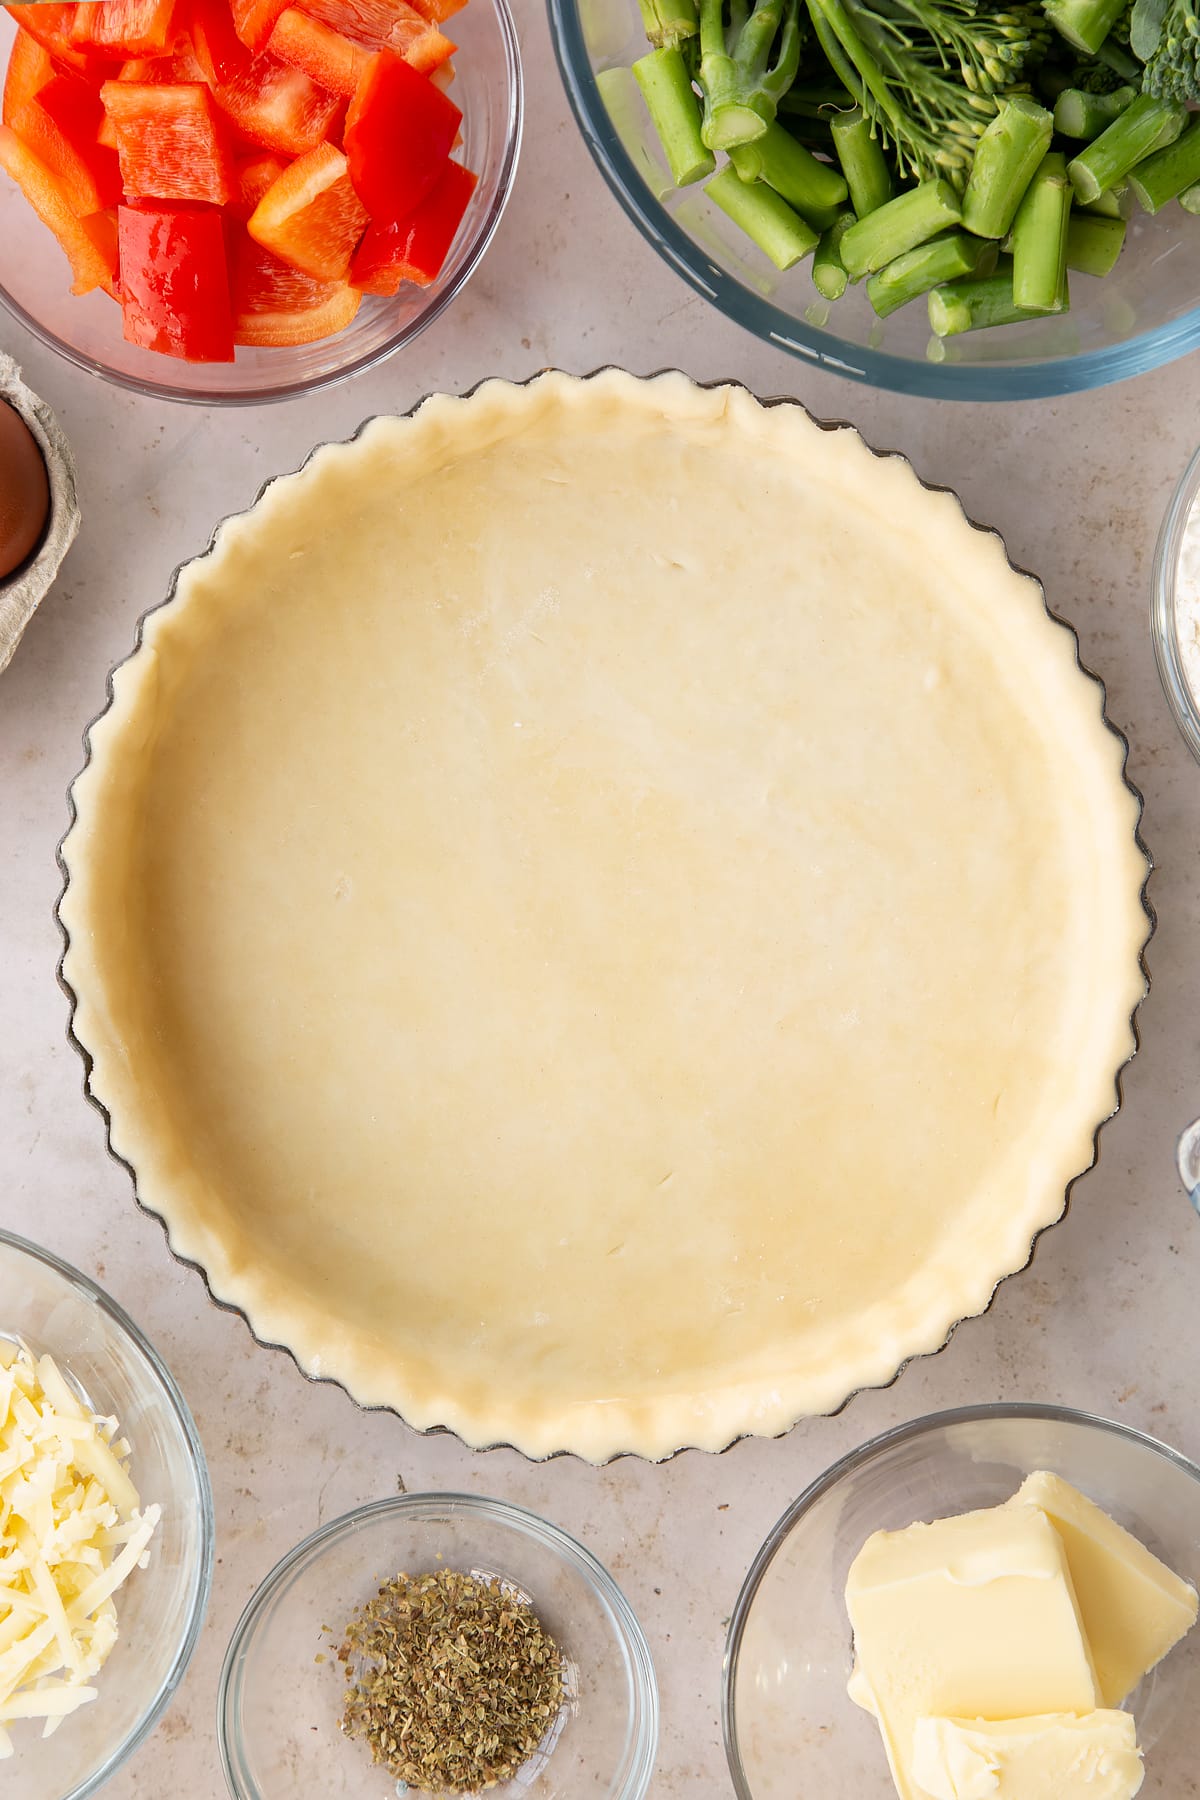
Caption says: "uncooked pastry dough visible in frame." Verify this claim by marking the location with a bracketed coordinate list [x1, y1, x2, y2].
[58, 372, 1149, 1461]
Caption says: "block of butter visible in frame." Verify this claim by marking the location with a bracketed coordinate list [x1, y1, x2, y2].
[1012, 1471, 1198, 1706]
[910, 1712, 1144, 1800]
[845, 1503, 1100, 1800]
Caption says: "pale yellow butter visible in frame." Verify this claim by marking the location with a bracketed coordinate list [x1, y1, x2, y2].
[1011, 1471, 1198, 1706]
[910, 1712, 1144, 1800]
[846, 1503, 1100, 1800]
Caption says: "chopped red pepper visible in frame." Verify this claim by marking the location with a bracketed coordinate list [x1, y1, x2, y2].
[117, 200, 235, 359]
[408, 0, 465, 23]
[187, 0, 249, 84]
[229, 146, 288, 215]
[229, 0, 289, 51]
[210, 49, 341, 155]
[101, 80, 236, 204]
[247, 138, 365, 277]
[71, 0, 178, 58]
[2, 29, 53, 127]
[350, 153, 474, 293]
[0, 123, 118, 291]
[4, 6, 102, 76]
[230, 228, 359, 341]
[344, 48, 458, 222]
[265, 8, 369, 99]
[12, 73, 122, 214]
[301, 0, 454, 73]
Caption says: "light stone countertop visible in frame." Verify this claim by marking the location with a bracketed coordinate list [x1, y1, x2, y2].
[3, 3, 1200, 1794]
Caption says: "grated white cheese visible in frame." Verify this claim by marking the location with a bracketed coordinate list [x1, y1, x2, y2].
[0, 1341, 160, 1754]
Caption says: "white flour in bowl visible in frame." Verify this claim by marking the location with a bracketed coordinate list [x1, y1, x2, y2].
[1177, 495, 1200, 705]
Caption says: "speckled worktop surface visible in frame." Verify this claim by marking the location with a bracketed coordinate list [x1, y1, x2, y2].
[3, 2, 1200, 1794]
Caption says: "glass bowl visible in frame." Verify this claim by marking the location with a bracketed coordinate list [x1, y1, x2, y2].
[218, 1492, 659, 1799]
[0, 1226, 214, 1799]
[548, 0, 1200, 401]
[0, 0, 521, 404]
[723, 1403, 1200, 1798]
[1151, 442, 1200, 765]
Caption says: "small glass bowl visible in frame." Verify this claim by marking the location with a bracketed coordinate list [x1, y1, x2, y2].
[1152, 443, 1200, 765]
[0, 0, 522, 405]
[723, 1404, 1200, 1799]
[0, 1227, 214, 1799]
[548, 0, 1200, 400]
[218, 1492, 659, 1799]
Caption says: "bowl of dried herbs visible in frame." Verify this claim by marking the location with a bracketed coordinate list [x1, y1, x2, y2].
[217, 1492, 658, 1798]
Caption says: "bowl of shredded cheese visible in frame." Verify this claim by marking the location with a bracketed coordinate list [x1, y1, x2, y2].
[0, 1227, 213, 1797]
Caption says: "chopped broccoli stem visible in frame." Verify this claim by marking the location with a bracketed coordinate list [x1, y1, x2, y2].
[840, 178, 961, 278]
[706, 164, 820, 267]
[1012, 151, 1072, 312]
[1067, 94, 1189, 203]
[1053, 85, 1137, 140]
[811, 210, 856, 297]
[731, 122, 848, 227]
[1181, 181, 1200, 215]
[830, 107, 893, 218]
[634, 49, 715, 185]
[637, 0, 699, 50]
[699, 0, 803, 151]
[1066, 210, 1127, 273]
[961, 96, 1053, 240]
[1096, 38, 1141, 81]
[1128, 117, 1200, 212]
[928, 265, 1047, 336]
[1044, 0, 1130, 55]
[866, 231, 995, 319]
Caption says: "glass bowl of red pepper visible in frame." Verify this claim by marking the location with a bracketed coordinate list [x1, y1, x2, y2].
[0, 0, 521, 403]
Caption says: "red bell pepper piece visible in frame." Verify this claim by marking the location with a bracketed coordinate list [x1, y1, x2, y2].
[101, 80, 236, 204]
[229, 0, 289, 52]
[2, 28, 53, 127]
[4, 6, 101, 76]
[12, 74, 123, 214]
[0, 123, 118, 292]
[300, 0, 454, 73]
[246, 138, 365, 277]
[408, 0, 465, 24]
[210, 49, 341, 156]
[187, 0, 248, 85]
[350, 153, 474, 294]
[72, 0, 178, 58]
[117, 201, 235, 359]
[230, 227, 359, 342]
[228, 147, 289, 216]
[265, 9, 369, 99]
[344, 49, 458, 222]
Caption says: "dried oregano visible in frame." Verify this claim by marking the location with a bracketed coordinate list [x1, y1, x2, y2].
[337, 1567, 564, 1793]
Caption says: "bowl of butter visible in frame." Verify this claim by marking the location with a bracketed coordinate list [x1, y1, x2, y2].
[723, 1404, 1200, 1800]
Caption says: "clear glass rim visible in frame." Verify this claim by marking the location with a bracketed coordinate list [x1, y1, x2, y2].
[545, 0, 1200, 402]
[1151, 443, 1200, 766]
[0, 1225, 216, 1799]
[217, 1490, 660, 1800]
[0, 0, 523, 407]
[721, 1400, 1200, 1799]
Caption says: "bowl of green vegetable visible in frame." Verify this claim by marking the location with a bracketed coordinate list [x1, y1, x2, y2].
[549, 0, 1200, 399]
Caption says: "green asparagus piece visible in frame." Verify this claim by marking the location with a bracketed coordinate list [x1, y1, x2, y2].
[1181, 182, 1200, 215]
[637, 0, 698, 49]
[1044, 0, 1130, 55]
[928, 266, 1047, 337]
[961, 96, 1054, 241]
[706, 164, 819, 267]
[1128, 117, 1200, 213]
[730, 121, 848, 228]
[633, 49, 715, 186]
[830, 107, 893, 219]
[1066, 210, 1127, 274]
[1067, 94, 1189, 203]
[1082, 183, 1132, 218]
[840, 179, 961, 279]
[1053, 86, 1137, 141]
[1012, 151, 1072, 313]
[811, 211, 856, 298]
[866, 231, 995, 319]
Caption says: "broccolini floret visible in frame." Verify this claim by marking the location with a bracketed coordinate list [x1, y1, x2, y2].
[1136, 0, 1200, 103]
